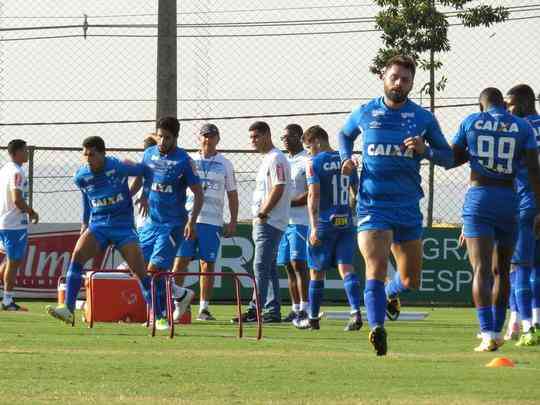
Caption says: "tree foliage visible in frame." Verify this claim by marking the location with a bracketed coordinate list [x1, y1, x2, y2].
[371, 0, 509, 95]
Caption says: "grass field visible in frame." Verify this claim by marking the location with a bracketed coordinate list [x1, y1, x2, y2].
[1, 303, 540, 404]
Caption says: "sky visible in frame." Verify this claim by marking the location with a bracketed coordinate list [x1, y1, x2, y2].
[0, 0, 538, 223]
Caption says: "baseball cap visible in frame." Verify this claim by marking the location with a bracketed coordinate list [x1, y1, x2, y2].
[200, 123, 219, 137]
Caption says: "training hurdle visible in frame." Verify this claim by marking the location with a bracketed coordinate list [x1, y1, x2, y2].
[81, 269, 262, 340]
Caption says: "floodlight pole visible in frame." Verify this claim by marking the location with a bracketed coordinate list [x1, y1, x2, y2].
[156, 0, 177, 121]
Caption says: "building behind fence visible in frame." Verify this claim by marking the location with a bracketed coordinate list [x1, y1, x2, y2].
[1, 1, 539, 225]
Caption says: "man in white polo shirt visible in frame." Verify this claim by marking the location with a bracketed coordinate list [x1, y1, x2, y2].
[174, 123, 239, 321]
[0, 139, 39, 311]
[277, 124, 310, 322]
[232, 121, 291, 323]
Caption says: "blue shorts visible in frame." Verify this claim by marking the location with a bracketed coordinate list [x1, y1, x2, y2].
[356, 204, 423, 244]
[462, 186, 517, 247]
[177, 223, 222, 263]
[0, 229, 27, 261]
[277, 224, 308, 265]
[89, 223, 139, 252]
[308, 227, 355, 272]
[139, 221, 184, 269]
[512, 211, 536, 265]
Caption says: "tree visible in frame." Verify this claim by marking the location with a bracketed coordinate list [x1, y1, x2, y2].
[371, 0, 509, 96]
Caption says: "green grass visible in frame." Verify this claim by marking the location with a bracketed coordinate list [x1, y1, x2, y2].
[1, 303, 540, 404]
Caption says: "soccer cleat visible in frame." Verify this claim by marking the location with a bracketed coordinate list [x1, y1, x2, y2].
[474, 338, 498, 352]
[369, 326, 388, 356]
[386, 297, 401, 321]
[2, 301, 28, 311]
[283, 310, 297, 322]
[231, 307, 258, 324]
[173, 288, 195, 322]
[293, 317, 320, 330]
[197, 309, 216, 321]
[155, 318, 169, 331]
[46, 304, 74, 324]
[515, 328, 539, 347]
[344, 311, 363, 331]
[262, 312, 282, 324]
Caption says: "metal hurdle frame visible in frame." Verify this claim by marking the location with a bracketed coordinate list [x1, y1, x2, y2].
[150, 271, 263, 340]
[83, 269, 263, 340]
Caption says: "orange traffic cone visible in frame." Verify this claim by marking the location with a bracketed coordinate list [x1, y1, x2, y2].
[486, 357, 515, 368]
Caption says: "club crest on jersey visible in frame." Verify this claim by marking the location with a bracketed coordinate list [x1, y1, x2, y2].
[367, 143, 414, 158]
[91, 193, 124, 207]
[474, 120, 518, 133]
[151, 182, 173, 193]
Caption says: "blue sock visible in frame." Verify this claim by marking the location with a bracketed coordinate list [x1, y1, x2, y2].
[476, 306, 493, 333]
[139, 275, 152, 305]
[515, 266, 532, 321]
[308, 280, 324, 320]
[65, 262, 83, 313]
[343, 273, 361, 313]
[509, 271, 517, 312]
[364, 279, 386, 329]
[154, 278, 166, 319]
[531, 267, 540, 309]
[492, 305, 507, 333]
[385, 271, 409, 298]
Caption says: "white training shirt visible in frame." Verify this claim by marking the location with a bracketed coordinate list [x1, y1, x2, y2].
[0, 161, 28, 230]
[288, 150, 309, 226]
[186, 152, 237, 227]
[252, 148, 291, 232]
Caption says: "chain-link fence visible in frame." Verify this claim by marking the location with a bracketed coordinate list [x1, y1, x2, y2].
[1, 1, 540, 225]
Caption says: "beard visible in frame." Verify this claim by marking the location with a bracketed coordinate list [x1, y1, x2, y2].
[385, 88, 409, 104]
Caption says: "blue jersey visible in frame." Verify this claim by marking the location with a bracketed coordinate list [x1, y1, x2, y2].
[142, 145, 200, 226]
[306, 150, 352, 230]
[338, 97, 452, 210]
[75, 156, 145, 227]
[452, 106, 537, 182]
[515, 114, 540, 213]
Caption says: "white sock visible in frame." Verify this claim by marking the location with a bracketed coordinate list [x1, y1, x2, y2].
[482, 331, 493, 341]
[522, 319, 533, 332]
[508, 310, 519, 327]
[2, 291, 13, 306]
[300, 301, 308, 312]
[292, 303, 300, 313]
[533, 308, 540, 325]
[199, 300, 209, 312]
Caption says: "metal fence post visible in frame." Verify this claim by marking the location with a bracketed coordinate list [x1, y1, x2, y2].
[426, 1, 436, 228]
[28, 145, 35, 209]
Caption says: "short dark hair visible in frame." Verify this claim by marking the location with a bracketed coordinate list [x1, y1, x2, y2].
[7, 139, 26, 156]
[479, 87, 505, 107]
[143, 136, 157, 150]
[385, 55, 416, 78]
[303, 125, 329, 143]
[82, 136, 106, 153]
[157, 116, 180, 138]
[285, 123, 303, 138]
[248, 121, 271, 136]
[507, 84, 536, 110]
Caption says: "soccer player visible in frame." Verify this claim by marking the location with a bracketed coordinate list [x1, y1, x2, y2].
[172, 123, 238, 321]
[232, 121, 291, 323]
[277, 124, 310, 322]
[0, 140, 38, 311]
[293, 125, 363, 333]
[136, 117, 204, 329]
[503, 84, 540, 346]
[452, 87, 540, 352]
[46, 136, 153, 324]
[338, 55, 453, 355]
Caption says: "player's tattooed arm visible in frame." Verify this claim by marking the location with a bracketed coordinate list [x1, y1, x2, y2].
[449, 144, 469, 168]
